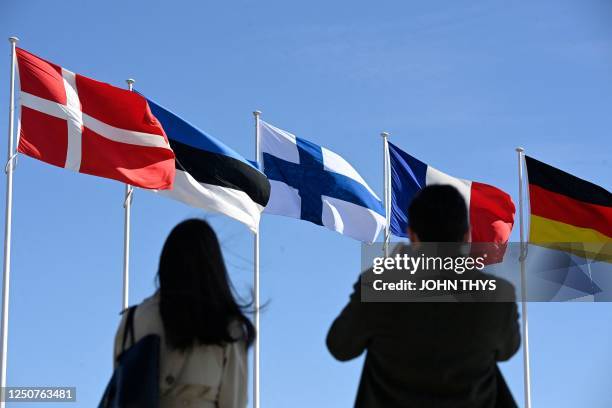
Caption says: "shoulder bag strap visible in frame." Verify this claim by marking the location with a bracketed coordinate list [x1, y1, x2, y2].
[121, 306, 137, 352]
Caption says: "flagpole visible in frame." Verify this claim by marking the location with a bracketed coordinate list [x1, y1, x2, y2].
[0, 36, 19, 407]
[121, 78, 136, 311]
[252, 110, 262, 408]
[381, 132, 390, 257]
[516, 146, 532, 408]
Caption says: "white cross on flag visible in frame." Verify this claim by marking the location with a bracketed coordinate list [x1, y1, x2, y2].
[16, 48, 176, 189]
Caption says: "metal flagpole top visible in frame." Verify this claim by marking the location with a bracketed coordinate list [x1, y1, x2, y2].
[126, 78, 135, 89]
[8, 37, 19, 44]
[516, 146, 525, 153]
[253, 110, 262, 117]
[381, 131, 390, 138]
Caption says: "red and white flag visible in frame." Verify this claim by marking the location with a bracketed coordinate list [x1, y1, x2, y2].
[16, 48, 175, 189]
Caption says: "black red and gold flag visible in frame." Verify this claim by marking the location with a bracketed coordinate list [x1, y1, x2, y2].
[526, 156, 611, 261]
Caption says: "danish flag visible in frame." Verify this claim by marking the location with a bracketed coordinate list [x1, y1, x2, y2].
[16, 48, 175, 189]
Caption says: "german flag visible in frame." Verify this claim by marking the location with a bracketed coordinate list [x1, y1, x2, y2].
[526, 156, 611, 261]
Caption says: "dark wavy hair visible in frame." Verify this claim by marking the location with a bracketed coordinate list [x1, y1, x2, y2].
[157, 219, 255, 350]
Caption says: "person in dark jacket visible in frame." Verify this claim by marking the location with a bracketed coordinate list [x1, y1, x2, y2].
[327, 185, 520, 408]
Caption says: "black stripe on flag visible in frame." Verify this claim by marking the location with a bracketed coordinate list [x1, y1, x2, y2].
[526, 156, 611, 207]
[170, 139, 271, 208]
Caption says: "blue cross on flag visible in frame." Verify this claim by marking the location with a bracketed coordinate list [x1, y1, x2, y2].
[259, 120, 385, 243]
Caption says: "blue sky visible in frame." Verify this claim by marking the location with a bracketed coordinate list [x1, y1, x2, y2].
[1, 0, 611, 406]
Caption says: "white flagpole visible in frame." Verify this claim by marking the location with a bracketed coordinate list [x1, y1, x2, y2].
[381, 132, 390, 257]
[516, 146, 532, 408]
[121, 78, 136, 311]
[0, 36, 19, 407]
[252, 110, 262, 408]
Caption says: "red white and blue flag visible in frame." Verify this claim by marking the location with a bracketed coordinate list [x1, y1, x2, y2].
[16, 48, 175, 189]
[388, 141, 515, 243]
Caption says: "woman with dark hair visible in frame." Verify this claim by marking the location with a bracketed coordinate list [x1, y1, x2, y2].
[113, 218, 254, 408]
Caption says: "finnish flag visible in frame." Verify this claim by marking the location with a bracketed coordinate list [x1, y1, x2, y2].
[260, 120, 385, 243]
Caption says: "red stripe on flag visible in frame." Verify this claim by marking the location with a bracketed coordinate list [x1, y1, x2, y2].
[76, 75, 167, 138]
[80, 128, 175, 189]
[15, 47, 175, 189]
[18, 107, 68, 167]
[469, 181, 515, 243]
[16, 48, 66, 104]
[529, 184, 612, 239]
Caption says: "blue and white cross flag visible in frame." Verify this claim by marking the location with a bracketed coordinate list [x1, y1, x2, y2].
[259, 120, 385, 243]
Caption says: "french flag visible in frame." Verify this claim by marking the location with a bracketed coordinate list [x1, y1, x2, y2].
[388, 142, 515, 243]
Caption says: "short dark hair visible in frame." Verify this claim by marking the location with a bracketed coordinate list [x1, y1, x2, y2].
[408, 185, 469, 242]
[157, 219, 255, 350]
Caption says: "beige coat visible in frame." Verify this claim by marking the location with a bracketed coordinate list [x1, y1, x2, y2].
[113, 293, 248, 408]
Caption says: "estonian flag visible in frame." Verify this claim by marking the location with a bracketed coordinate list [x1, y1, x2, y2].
[526, 156, 611, 261]
[145, 96, 270, 232]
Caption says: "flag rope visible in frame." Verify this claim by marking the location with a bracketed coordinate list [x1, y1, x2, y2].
[4, 153, 17, 174]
